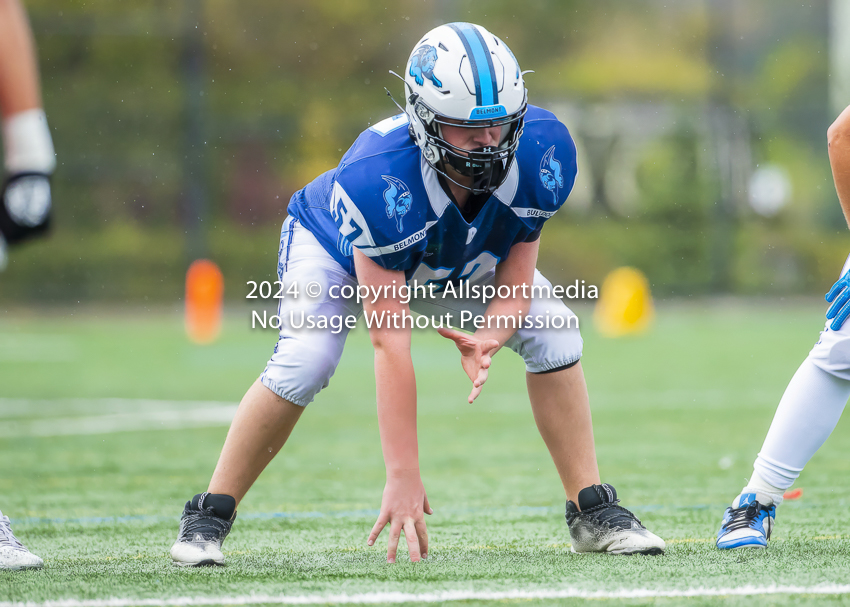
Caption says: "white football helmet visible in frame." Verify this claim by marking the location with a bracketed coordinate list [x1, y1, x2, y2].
[396, 22, 527, 195]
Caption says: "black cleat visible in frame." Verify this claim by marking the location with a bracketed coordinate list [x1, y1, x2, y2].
[565, 484, 665, 555]
[170, 492, 236, 567]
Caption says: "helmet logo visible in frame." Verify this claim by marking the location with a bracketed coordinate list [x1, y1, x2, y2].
[409, 45, 443, 88]
[381, 175, 413, 232]
[539, 145, 564, 203]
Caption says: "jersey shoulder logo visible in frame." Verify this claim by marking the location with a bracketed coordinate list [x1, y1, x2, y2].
[381, 175, 413, 232]
[539, 145, 564, 203]
[409, 45, 442, 88]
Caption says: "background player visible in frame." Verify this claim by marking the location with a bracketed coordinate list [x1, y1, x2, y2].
[170, 22, 665, 566]
[716, 103, 850, 549]
[0, 0, 56, 570]
[0, 0, 55, 270]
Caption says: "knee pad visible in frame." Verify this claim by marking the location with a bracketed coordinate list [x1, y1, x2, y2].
[506, 280, 584, 373]
[808, 324, 850, 381]
[261, 333, 345, 406]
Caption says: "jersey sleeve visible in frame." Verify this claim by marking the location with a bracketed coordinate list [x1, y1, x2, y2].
[330, 167, 428, 273]
[523, 226, 543, 243]
[513, 111, 578, 237]
[530, 118, 577, 214]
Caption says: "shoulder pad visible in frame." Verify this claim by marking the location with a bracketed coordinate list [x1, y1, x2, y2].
[515, 110, 578, 216]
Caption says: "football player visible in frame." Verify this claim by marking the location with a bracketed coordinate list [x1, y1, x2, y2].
[0, 0, 55, 270]
[716, 103, 850, 549]
[170, 22, 665, 566]
[0, 0, 55, 571]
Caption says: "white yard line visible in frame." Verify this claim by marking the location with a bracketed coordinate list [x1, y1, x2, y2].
[0, 398, 235, 415]
[3, 585, 850, 606]
[0, 399, 237, 437]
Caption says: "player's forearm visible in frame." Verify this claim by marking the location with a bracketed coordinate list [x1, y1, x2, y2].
[828, 105, 850, 230]
[0, 0, 43, 116]
[373, 339, 420, 473]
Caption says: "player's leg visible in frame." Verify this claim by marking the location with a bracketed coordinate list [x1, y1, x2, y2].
[412, 269, 665, 554]
[525, 362, 599, 502]
[170, 383, 306, 567]
[716, 360, 850, 550]
[0, 509, 43, 570]
[508, 272, 664, 555]
[717, 259, 850, 549]
[206, 380, 304, 504]
[0, 0, 55, 265]
[0, 0, 43, 116]
[170, 217, 361, 566]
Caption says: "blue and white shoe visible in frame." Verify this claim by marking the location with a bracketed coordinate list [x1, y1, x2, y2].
[716, 492, 776, 550]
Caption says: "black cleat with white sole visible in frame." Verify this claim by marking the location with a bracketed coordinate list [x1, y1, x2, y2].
[170, 492, 236, 567]
[565, 484, 665, 555]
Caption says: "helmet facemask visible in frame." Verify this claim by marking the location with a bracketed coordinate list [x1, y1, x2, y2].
[407, 91, 526, 195]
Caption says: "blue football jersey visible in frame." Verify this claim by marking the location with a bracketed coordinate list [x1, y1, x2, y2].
[287, 105, 577, 287]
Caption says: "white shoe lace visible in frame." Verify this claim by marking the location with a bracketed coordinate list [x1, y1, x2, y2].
[0, 515, 26, 551]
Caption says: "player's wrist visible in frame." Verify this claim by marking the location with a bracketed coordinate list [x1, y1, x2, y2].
[384, 466, 421, 479]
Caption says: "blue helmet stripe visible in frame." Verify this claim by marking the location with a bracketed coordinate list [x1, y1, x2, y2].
[448, 23, 498, 108]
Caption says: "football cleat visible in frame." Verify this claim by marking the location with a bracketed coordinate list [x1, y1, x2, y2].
[170, 492, 236, 567]
[0, 512, 44, 570]
[565, 484, 666, 555]
[716, 492, 775, 550]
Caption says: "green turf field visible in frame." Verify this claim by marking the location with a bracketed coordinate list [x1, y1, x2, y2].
[3, 300, 850, 606]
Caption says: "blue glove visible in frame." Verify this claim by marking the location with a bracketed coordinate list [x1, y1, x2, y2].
[825, 269, 850, 330]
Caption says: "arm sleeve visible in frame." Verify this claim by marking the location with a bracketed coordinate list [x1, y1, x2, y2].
[330, 179, 425, 272]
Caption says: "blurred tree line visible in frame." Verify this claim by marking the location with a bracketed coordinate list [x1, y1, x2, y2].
[0, 0, 844, 304]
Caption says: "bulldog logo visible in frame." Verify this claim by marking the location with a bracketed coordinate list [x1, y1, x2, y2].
[539, 145, 564, 204]
[381, 175, 412, 232]
[409, 44, 442, 88]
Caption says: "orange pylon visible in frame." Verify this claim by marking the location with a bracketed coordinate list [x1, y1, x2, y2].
[185, 259, 224, 344]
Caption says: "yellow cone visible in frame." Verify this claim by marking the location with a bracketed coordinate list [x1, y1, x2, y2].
[593, 267, 654, 337]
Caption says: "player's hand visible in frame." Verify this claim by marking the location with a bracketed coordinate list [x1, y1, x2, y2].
[826, 269, 850, 330]
[437, 327, 500, 403]
[0, 172, 52, 244]
[367, 469, 432, 563]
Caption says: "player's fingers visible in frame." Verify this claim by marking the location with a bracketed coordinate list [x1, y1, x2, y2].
[423, 494, 433, 515]
[414, 519, 429, 559]
[367, 513, 389, 546]
[827, 289, 850, 319]
[403, 520, 422, 562]
[832, 302, 850, 330]
[826, 279, 846, 303]
[469, 381, 484, 403]
[387, 521, 402, 564]
[483, 339, 500, 353]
